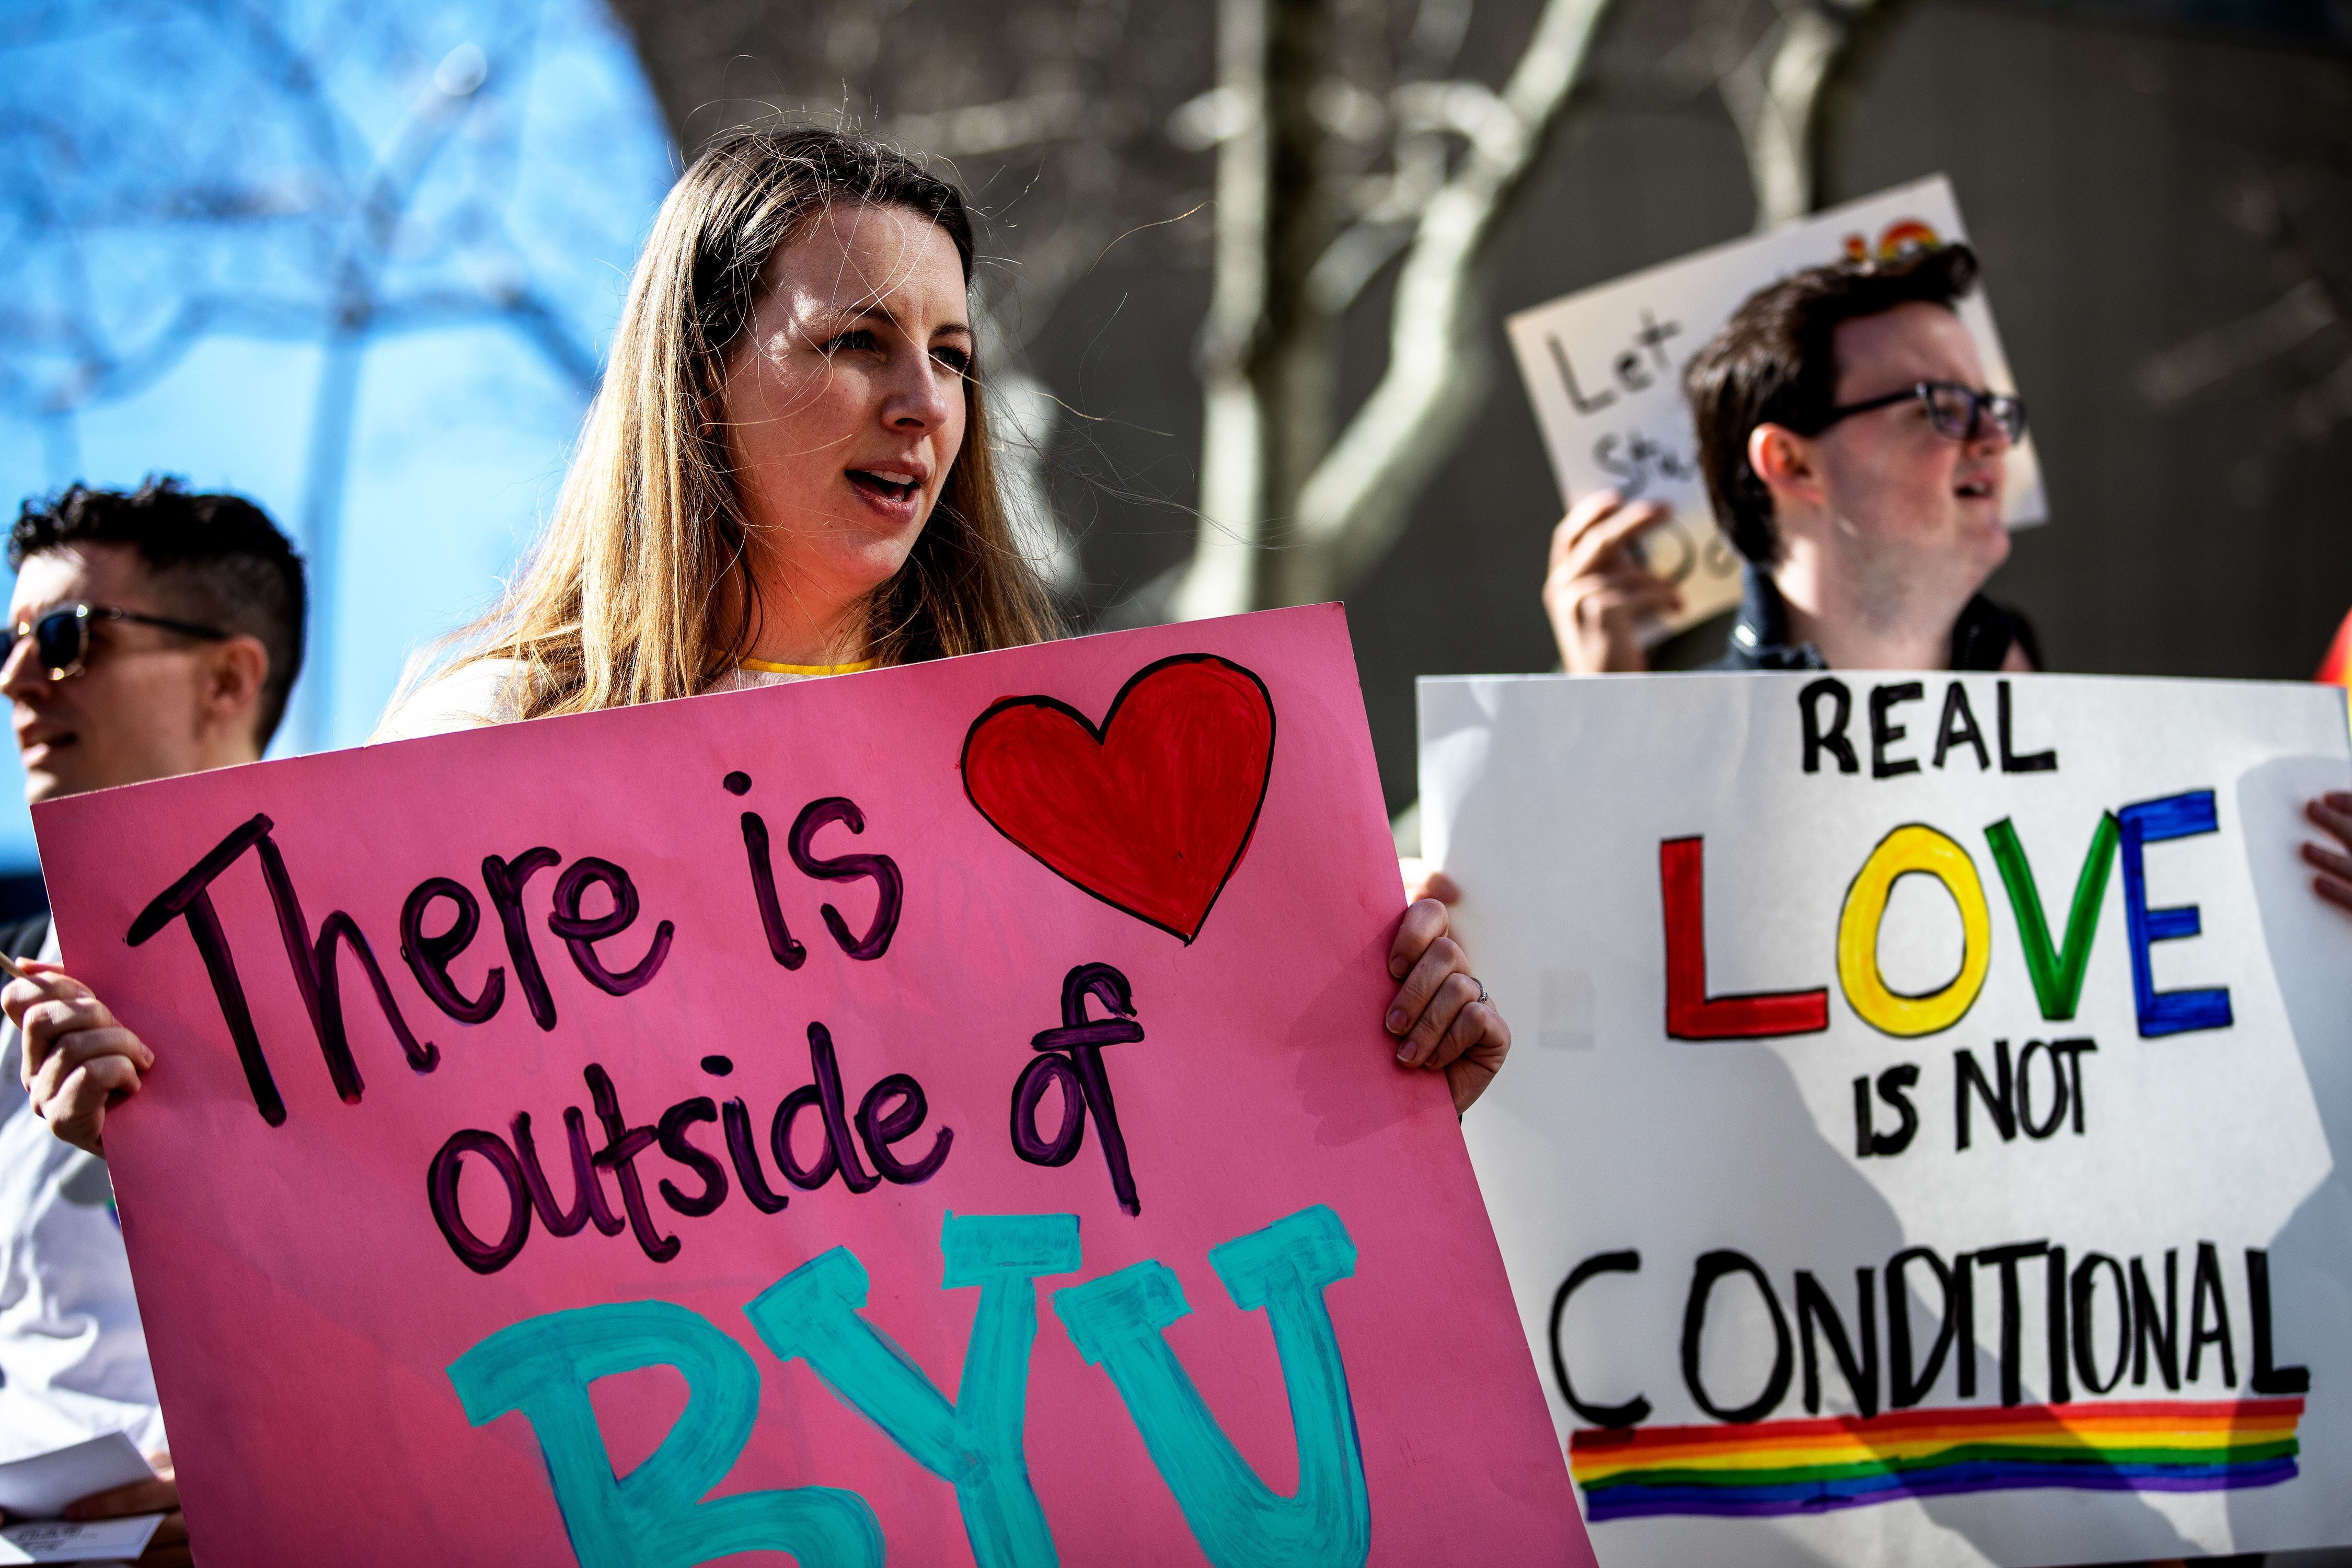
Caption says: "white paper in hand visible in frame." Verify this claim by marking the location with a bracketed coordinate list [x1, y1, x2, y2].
[1506, 175, 2045, 643]
[0, 1433, 152, 1519]
[0, 1511, 164, 1565]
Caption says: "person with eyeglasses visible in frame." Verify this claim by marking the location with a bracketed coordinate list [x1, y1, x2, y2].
[1540, 251, 2339, 1568]
[1544, 241, 2040, 675]
[0, 476, 303, 1566]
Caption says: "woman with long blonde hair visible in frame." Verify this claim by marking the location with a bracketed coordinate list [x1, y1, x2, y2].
[13, 126, 1509, 1156]
[379, 126, 1058, 732]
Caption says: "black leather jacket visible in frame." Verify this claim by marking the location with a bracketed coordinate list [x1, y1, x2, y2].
[1709, 562, 2042, 672]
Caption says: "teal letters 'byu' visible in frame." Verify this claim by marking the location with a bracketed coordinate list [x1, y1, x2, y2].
[1054, 1204, 1369, 1568]
[447, 1205, 1364, 1567]
[445, 1299, 881, 1568]
[744, 1213, 1081, 1568]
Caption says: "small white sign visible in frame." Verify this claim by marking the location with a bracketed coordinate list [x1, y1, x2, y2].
[0, 1434, 151, 1521]
[0, 1512, 164, 1565]
[1506, 176, 2047, 643]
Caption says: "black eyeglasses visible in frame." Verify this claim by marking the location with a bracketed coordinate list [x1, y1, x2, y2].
[1816, 380, 2026, 445]
[7, 602, 230, 681]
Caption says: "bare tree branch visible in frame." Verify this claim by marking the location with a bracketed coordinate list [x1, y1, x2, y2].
[1716, 0, 1883, 231]
[1174, 0, 1621, 617]
[1287, 0, 1617, 599]
[0, 0, 647, 745]
[2138, 165, 2352, 505]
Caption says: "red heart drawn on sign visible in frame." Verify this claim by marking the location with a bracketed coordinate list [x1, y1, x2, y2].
[960, 654, 1276, 942]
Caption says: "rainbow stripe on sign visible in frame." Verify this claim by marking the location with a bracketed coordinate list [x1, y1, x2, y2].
[1571, 1398, 2303, 1520]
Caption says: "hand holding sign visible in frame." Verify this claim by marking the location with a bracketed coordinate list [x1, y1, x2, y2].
[2307, 790, 2352, 915]
[1542, 490, 1681, 673]
[1507, 175, 2045, 645]
[1386, 895, 1509, 1112]
[963, 649, 1505, 1111]
[2, 961, 149, 1156]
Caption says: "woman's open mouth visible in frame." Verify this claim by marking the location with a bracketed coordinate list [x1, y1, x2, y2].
[847, 469, 923, 506]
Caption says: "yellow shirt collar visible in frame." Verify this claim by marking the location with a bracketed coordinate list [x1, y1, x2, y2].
[736, 656, 879, 677]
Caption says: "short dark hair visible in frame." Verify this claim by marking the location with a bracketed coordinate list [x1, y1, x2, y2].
[1684, 242, 1980, 565]
[9, 477, 307, 746]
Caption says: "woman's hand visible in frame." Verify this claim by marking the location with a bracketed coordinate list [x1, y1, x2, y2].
[64, 1452, 186, 1567]
[3, 962, 152, 1157]
[1386, 870, 1509, 1114]
[1542, 490, 1680, 675]
[2307, 791, 2352, 915]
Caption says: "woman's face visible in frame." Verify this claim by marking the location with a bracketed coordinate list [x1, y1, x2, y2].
[720, 200, 972, 628]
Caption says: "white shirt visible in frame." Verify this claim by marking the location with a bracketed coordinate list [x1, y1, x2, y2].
[0, 923, 166, 1463]
[371, 657, 848, 741]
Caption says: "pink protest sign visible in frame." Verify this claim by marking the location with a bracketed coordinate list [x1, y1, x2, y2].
[33, 606, 1588, 1567]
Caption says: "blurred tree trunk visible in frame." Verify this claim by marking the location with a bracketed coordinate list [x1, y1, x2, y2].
[1174, 0, 1621, 618]
[1183, 0, 1341, 616]
[1716, 0, 1888, 230]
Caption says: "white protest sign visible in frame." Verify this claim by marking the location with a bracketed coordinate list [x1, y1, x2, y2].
[1506, 177, 2047, 642]
[1421, 672, 2352, 1566]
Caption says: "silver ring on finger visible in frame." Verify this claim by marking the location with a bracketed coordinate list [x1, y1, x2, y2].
[1472, 979, 1489, 1005]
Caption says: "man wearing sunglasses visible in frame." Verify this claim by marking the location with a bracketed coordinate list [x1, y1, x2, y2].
[1546, 242, 2038, 674]
[0, 477, 303, 1565]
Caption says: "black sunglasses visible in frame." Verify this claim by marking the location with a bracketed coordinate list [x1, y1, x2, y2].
[1815, 379, 2027, 445]
[8, 602, 230, 681]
